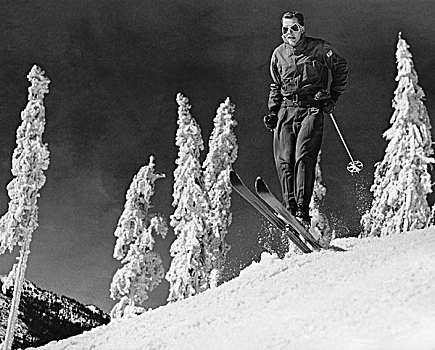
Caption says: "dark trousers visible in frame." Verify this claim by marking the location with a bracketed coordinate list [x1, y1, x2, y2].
[273, 106, 324, 209]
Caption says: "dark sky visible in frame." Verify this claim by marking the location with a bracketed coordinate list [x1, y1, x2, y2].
[1, 0, 435, 313]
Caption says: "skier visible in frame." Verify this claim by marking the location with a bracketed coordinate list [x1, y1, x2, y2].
[264, 11, 348, 225]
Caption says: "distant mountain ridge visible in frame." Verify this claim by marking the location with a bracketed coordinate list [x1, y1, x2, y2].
[0, 276, 110, 349]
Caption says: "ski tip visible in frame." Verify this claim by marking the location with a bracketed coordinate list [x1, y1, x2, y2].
[254, 177, 262, 190]
[229, 170, 240, 182]
[255, 177, 266, 189]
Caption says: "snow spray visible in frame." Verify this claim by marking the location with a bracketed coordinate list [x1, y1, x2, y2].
[257, 220, 289, 258]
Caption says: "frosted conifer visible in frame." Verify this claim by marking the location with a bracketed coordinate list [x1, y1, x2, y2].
[361, 33, 434, 237]
[429, 206, 435, 226]
[166, 93, 210, 302]
[109, 156, 167, 318]
[309, 153, 334, 246]
[0, 65, 50, 350]
[203, 98, 238, 287]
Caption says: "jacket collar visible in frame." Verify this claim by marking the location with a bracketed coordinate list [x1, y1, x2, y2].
[281, 33, 307, 53]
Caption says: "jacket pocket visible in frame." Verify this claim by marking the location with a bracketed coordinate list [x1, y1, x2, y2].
[301, 59, 323, 85]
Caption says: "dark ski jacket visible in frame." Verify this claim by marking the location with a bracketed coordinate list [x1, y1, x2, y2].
[268, 34, 348, 114]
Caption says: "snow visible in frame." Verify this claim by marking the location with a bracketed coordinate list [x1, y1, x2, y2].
[85, 305, 99, 313]
[32, 228, 435, 350]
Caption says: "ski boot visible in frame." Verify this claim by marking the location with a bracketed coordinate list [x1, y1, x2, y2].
[295, 205, 311, 230]
[287, 198, 297, 216]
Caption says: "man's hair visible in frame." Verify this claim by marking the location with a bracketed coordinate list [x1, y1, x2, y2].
[282, 11, 304, 26]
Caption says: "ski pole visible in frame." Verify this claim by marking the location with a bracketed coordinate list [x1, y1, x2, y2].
[329, 113, 363, 174]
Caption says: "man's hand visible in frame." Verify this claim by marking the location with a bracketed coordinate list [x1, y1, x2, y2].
[322, 99, 335, 114]
[263, 113, 278, 130]
[314, 89, 330, 101]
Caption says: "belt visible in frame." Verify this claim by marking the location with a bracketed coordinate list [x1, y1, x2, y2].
[281, 94, 322, 108]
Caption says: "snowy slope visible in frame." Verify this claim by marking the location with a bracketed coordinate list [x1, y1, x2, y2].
[32, 228, 435, 350]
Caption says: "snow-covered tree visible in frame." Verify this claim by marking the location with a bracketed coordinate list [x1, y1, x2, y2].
[202, 97, 238, 287]
[110, 156, 167, 318]
[429, 206, 435, 226]
[166, 94, 238, 301]
[166, 93, 210, 302]
[309, 152, 334, 246]
[361, 33, 434, 237]
[0, 65, 50, 350]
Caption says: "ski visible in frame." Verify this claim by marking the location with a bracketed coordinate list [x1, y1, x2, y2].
[255, 177, 323, 251]
[230, 170, 312, 254]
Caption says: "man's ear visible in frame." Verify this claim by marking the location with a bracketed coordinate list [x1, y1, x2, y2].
[301, 26, 305, 34]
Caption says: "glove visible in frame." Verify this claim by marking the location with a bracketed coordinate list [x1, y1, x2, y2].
[322, 99, 335, 114]
[263, 113, 278, 131]
[313, 89, 330, 101]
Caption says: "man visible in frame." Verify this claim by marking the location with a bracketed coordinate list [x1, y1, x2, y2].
[264, 11, 348, 225]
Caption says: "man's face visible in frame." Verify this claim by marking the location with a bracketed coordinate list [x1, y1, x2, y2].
[282, 17, 304, 46]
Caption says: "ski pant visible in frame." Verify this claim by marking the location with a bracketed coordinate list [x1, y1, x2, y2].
[273, 105, 324, 210]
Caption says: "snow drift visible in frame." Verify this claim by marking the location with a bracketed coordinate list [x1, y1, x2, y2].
[32, 228, 435, 350]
